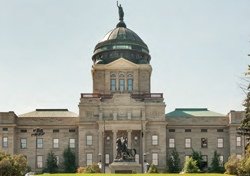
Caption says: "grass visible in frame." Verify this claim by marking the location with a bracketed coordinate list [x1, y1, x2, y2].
[38, 174, 233, 176]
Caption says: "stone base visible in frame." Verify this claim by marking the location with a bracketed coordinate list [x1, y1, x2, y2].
[109, 162, 142, 173]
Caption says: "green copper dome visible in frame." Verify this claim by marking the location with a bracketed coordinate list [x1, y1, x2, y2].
[92, 22, 151, 64]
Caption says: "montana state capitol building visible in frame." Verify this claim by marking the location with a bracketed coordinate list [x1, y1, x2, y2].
[0, 7, 245, 173]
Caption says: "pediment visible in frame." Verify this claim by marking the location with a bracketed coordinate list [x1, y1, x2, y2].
[105, 58, 139, 69]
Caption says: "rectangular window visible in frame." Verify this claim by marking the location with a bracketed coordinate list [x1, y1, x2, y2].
[185, 138, 191, 148]
[69, 129, 76, 132]
[37, 138, 43, 149]
[2, 137, 8, 148]
[169, 138, 175, 148]
[127, 79, 133, 91]
[119, 79, 125, 91]
[86, 153, 93, 165]
[86, 135, 93, 146]
[202, 155, 208, 168]
[217, 138, 223, 148]
[169, 129, 175, 132]
[152, 153, 158, 165]
[152, 135, 158, 145]
[111, 79, 116, 91]
[236, 136, 241, 147]
[217, 129, 224, 132]
[20, 138, 27, 149]
[105, 154, 110, 164]
[53, 129, 59, 133]
[20, 129, 27, 133]
[3, 128, 8, 131]
[201, 138, 208, 148]
[201, 129, 207, 132]
[53, 138, 59, 148]
[37, 156, 43, 168]
[69, 138, 75, 148]
[219, 155, 224, 166]
[185, 129, 191, 132]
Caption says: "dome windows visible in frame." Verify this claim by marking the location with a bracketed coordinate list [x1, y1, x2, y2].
[110, 72, 134, 92]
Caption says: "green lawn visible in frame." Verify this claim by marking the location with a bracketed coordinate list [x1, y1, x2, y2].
[38, 174, 233, 176]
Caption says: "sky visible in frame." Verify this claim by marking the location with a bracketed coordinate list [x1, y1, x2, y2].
[0, 0, 249, 115]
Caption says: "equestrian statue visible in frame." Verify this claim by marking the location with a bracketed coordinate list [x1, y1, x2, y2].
[114, 136, 136, 162]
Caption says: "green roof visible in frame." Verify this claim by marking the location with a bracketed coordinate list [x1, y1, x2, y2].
[166, 108, 225, 117]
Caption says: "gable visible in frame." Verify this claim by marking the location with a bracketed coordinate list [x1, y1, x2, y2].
[105, 57, 139, 69]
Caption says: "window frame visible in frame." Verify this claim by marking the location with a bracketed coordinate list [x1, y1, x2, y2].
[2, 137, 8, 148]
[37, 155, 43, 168]
[236, 136, 241, 147]
[37, 138, 43, 149]
[127, 78, 133, 91]
[185, 138, 191, 148]
[20, 138, 27, 149]
[119, 79, 125, 91]
[69, 138, 75, 148]
[217, 138, 224, 148]
[110, 79, 116, 91]
[53, 138, 59, 148]
[152, 135, 158, 145]
[152, 153, 158, 165]
[169, 138, 175, 148]
[86, 135, 93, 146]
[86, 153, 93, 165]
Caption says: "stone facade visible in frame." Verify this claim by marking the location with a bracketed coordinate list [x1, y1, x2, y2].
[0, 14, 245, 173]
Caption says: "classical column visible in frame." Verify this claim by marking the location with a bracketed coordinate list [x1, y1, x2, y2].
[112, 130, 117, 160]
[127, 130, 132, 148]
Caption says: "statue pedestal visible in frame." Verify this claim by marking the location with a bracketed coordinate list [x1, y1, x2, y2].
[109, 162, 141, 173]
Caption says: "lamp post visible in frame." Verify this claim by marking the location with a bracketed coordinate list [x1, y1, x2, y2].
[31, 128, 45, 174]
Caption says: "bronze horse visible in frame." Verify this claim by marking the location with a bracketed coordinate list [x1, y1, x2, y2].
[115, 138, 136, 161]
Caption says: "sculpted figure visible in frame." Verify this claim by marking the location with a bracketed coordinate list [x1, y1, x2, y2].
[117, 1, 124, 21]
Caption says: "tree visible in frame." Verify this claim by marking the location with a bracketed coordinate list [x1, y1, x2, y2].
[225, 154, 240, 175]
[209, 151, 224, 173]
[0, 151, 28, 176]
[191, 149, 203, 170]
[44, 151, 58, 173]
[63, 147, 76, 173]
[238, 65, 250, 144]
[166, 148, 181, 173]
[182, 157, 200, 173]
[237, 145, 250, 176]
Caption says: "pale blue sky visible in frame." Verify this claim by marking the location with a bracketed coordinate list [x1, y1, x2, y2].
[0, 0, 249, 115]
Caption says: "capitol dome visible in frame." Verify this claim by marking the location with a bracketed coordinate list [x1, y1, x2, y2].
[92, 19, 151, 64]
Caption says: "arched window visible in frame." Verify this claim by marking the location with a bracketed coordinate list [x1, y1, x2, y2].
[110, 73, 117, 91]
[119, 73, 125, 91]
[127, 73, 133, 91]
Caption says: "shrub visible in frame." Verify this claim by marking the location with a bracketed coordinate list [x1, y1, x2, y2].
[209, 150, 225, 173]
[148, 164, 158, 173]
[182, 157, 200, 173]
[0, 151, 28, 176]
[44, 151, 58, 173]
[166, 148, 181, 173]
[63, 146, 76, 173]
[77, 167, 85, 173]
[224, 154, 240, 175]
[191, 149, 203, 170]
[77, 163, 101, 173]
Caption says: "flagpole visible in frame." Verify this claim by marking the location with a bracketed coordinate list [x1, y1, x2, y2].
[103, 119, 106, 173]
